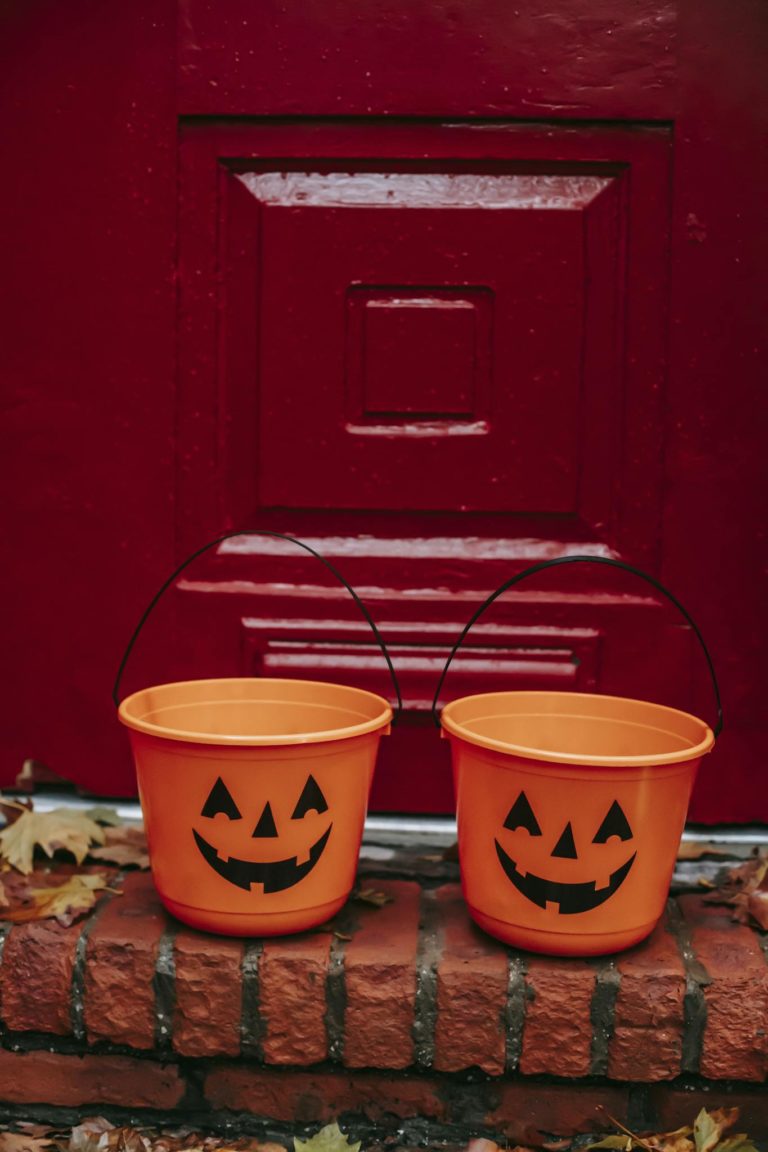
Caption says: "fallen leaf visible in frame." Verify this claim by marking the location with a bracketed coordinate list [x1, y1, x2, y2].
[294, 1124, 360, 1152]
[746, 888, 768, 929]
[0, 809, 106, 874]
[352, 888, 393, 908]
[88, 825, 149, 869]
[68, 1119, 115, 1152]
[694, 1108, 740, 1152]
[1, 873, 117, 926]
[676, 843, 734, 861]
[0, 1133, 55, 1152]
[703, 852, 768, 929]
[0, 795, 33, 828]
[84, 807, 124, 827]
[467, 1140, 501, 1152]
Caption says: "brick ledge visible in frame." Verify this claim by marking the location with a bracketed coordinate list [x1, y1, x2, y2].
[0, 864, 766, 1139]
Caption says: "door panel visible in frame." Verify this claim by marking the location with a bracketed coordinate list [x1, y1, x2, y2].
[2, 1, 765, 822]
[179, 123, 668, 561]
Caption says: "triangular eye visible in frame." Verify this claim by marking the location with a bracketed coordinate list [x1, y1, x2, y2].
[503, 791, 542, 836]
[291, 774, 328, 819]
[592, 800, 633, 843]
[201, 777, 242, 820]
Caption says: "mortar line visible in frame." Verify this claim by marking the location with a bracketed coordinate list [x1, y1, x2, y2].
[412, 886, 442, 1070]
[70, 871, 125, 1042]
[666, 896, 710, 1074]
[504, 951, 527, 1071]
[589, 955, 620, 1075]
[240, 940, 265, 1058]
[153, 922, 178, 1051]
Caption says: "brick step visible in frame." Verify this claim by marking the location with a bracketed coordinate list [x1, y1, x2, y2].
[0, 869, 766, 1140]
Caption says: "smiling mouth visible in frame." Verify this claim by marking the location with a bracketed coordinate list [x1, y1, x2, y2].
[193, 824, 332, 893]
[494, 840, 636, 914]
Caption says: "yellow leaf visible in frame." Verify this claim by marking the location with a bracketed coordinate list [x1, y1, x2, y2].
[694, 1109, 740, 1152]
[2, 873, 115, 926]
[0, 809, 106, 874]
[294, 1124, 361, 1152]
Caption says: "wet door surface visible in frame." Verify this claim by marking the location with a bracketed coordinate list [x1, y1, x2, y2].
[2, 1, 766, 820]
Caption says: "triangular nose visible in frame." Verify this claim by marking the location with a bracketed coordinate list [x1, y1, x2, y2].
[551, 821, 578, 859]
[252, 801, 278, 838]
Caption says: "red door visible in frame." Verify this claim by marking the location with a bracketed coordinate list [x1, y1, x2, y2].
[2, 1, 766, 821]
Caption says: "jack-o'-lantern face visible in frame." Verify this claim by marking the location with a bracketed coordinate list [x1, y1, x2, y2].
[193, 774, 332, 893]
[495, 791, 636, 914]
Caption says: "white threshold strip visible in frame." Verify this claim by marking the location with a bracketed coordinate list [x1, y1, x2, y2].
[16, 791, 768, 847]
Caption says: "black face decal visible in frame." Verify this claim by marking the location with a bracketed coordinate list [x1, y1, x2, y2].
[495, 794, 636, 915]
[194, 774, 332, 892]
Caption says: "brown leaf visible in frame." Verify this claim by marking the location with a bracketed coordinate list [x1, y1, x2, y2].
[467, 1139, 501, 1152]
[0, 809, 105, 874]
[68, 1119, 115, 1152]
[1, 873, 116, 926]
[746, 888, 768, 930]
[0, 1133, 55, 1152]
[694, 1107, 739, 1152]
[352, 887, 393, 908]
[88, 825, 149, 869]
[676, 843, 734, 861]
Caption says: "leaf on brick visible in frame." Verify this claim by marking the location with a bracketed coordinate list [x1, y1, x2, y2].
[0, 808, 106, 874]
[67, 1118, 115, 1152]
[84, 806, 125, 827]
[1, 873, 116, 926]
[294, 1123, 361, 1152]
[0, 1132, 57, 1152]
[88, 824, 150, 869]
[352, 887, 393, 908]
[694, 1109, 740, 1152]
[703, 851, 768, 929]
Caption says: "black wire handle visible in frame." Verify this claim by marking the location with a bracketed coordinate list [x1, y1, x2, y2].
[431, 554, 723, 737]
[113, 529, 402, 717]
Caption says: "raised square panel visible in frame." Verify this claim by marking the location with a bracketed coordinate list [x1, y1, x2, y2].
[238, 170, 610, 512]
[348, 286, 491, 423]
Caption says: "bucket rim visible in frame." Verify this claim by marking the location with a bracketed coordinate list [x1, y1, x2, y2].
[440, 690, 715, 767]
[118, 677, 393, 746]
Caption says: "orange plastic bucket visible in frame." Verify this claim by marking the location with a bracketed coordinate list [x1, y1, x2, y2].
[115, 531, 399, 937]
[434, 556, 721, 957]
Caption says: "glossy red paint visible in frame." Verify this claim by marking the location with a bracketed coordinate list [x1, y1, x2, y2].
[1, 1, 766, 819]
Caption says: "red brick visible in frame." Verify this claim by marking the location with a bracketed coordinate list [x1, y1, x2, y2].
[0, 1048, 184, 1109]
[84, 871, 168, 1049]
[343, 880, 419, 1069]
[1, 920, 82, 1034]
[204, 1067, 447, 1122]
[608, 915, 686, 1081]
[679, 895, 768, 1081]
[433, 884, 508, 1074]
[486, 1081, 631, 1145]
[260, 932, 331, 1064]
[520, 956, 595, 1077]
[173, 928, 244, 1057]
[648, 1085, 768, 1139]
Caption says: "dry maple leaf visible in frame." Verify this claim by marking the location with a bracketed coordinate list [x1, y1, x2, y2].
[88, 825, 150, 870]
[294, 1124, 360, 1152]
[0, 808, 106, 874]
[703, 852, 768, 928]
[1, 873, 116, 927]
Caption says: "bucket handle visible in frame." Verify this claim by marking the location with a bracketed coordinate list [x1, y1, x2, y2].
[113, 529, 403, 717]
[430, 554, 722, 737]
